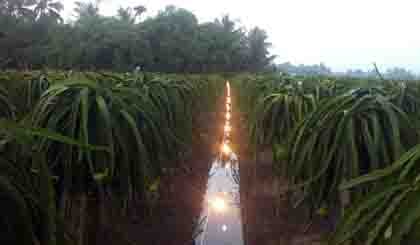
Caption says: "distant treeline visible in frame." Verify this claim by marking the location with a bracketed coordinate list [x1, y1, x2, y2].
[0, 1, 274, 72]
[276, 62, 419, 80]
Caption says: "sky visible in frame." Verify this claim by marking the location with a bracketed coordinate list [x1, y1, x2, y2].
[62, 0, 420, 72]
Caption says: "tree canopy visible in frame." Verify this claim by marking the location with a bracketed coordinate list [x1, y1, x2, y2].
[0, 1, 274, 72]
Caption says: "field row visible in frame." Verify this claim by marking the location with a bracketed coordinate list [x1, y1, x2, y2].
[0, 70, 222, 245]
[234, 73, 420, 244]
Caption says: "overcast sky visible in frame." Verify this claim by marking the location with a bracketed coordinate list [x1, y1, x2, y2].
[62, 0, 420, 72]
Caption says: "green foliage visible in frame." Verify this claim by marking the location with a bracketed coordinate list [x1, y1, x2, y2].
[235, 73, 420, 245]
[288, 88, 417, 210]
[251, 86, 316, 147]
[0, 176, 36, 245]
[331, 144, 420, 245]
[0, 84, 15, 118]
[28, 72, 220, 201]
[0, 118, 110, 245]
[0, 3, 273, 72]
[385, 80, 420, 127]
[0, 70, 221, 244]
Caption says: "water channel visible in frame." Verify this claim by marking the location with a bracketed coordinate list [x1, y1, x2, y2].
[195, 82, 244, 245]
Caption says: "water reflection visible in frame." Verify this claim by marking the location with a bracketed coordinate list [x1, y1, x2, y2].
[196, 154, 243, 245]
[195, 81, 242, 245]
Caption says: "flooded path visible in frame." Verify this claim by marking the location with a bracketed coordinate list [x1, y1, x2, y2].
[196, 81, 244, 245]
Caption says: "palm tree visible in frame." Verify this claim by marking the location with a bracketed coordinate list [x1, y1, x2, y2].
[34, 0, 64, 22]
[0, 0, 35, 18]
[133, 5, 147, 20]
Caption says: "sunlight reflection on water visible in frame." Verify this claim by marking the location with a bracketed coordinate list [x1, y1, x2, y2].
[196, 154, 243, 245]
